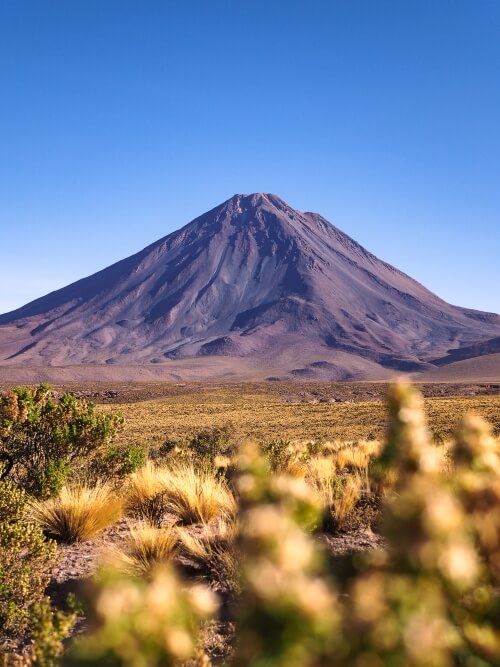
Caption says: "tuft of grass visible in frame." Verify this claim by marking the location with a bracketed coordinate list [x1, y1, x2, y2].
[329, 474, 363, 528]
[113, 523, 179, 576]
[178, 520, 239, 593]
[163, 465, 237, 526]
[333, 441, 380, 471]
[127, 463, 237, 527]
[29, 483, 123, 543]
[305, 459, 363, 531]
[126, 462, 171, 527]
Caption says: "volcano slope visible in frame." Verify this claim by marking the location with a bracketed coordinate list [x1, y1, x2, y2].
[1, 193, 499, 381]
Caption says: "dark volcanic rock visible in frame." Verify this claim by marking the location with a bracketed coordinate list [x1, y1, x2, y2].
[0, 192, 499, 375]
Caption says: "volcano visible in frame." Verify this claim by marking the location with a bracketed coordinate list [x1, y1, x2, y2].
[1, 193, 499, 381]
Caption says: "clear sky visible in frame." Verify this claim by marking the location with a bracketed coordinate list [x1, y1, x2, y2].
[1, 0, 499, 315]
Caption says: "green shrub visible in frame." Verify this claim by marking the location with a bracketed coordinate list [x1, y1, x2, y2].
[0, 474, 59, 644]
[0, 480, 27, 523]
[188, 423, 236, 461]
[0, 597, 77, 667]
[27, 596, 77, 667]
[0, 385, 123, 497]
[67, 566, 217, 667]
[260, 438, 296, 471]
[0, 517, 57, 639]
[88, 444, 146, 482]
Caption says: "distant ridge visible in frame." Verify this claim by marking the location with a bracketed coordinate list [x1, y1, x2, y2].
[1, 193, 499, 381]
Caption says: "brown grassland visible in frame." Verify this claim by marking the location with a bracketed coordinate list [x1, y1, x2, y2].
[96, 382, 500, 445]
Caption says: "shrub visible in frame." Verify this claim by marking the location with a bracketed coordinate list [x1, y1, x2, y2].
[261, 438, 303, 471]
[0, 480, 27, 524]
[188, 423, 237, 461]
[0, 385, 123, 497]
[88, 444, 146, 482]
[30, 483, 123, 543]
[0, 517, 57, 639]
[26, 596, 77, 667]
[67, 566, 217, 667]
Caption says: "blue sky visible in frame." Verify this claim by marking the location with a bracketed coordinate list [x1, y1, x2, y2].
[1, 0, 499, 314]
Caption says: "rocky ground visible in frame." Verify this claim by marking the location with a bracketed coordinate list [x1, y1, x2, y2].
[2, 380, 497, 406]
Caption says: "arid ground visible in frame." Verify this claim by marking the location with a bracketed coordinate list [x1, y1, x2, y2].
[2, 380, 498, 444]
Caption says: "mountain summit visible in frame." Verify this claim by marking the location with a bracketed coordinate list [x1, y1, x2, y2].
[1, 193, 499, 380]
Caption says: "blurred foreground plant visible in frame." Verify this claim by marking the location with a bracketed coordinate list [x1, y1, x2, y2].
[67, 565, 217, 667]
[232, 442, 339, 667]
[335, 382, 500, 667]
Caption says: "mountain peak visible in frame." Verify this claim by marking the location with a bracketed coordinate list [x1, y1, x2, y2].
[226, 192, 288, 211]
[1, 193, 499, 378]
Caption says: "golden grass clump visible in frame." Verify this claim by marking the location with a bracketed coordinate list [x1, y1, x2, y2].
[113, 523, 179, 576]
[306, 458, 364, 530]
[332, 440, 381, 471]
[178, 519, 239, 592]
[127, 463, 237, 527]
[330, 475, 364, 526]
[163, 465, 237, 526]
[30, 483, 123, 543]
[126, 462, 171, 526]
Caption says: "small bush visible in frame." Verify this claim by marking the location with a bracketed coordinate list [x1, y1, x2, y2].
[88, 444, 147, 482]
[25, 596, 77, 667]
[261, 438, 301, 471]
[0, 480, 27, 524]
[30, 483, 123, 543]
[67, 566, 217, 667]
[188, 423, 237, 461]
[0, 517, 57, 638]
[0, 385, 123, 497]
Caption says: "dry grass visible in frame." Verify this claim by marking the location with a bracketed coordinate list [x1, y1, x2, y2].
[112, 523, 179, 576]
[333, 441, 381, 471]
[126, 462, 172, 526]
[126, 463, 236, 527]
[330, 475, 364, 527]
[304, 451, 369, 530]
[30, 483, 123, 543]
[178, 520, 238, 592]
[162, 465, 237, 526]
[98, 386, 500, 445]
